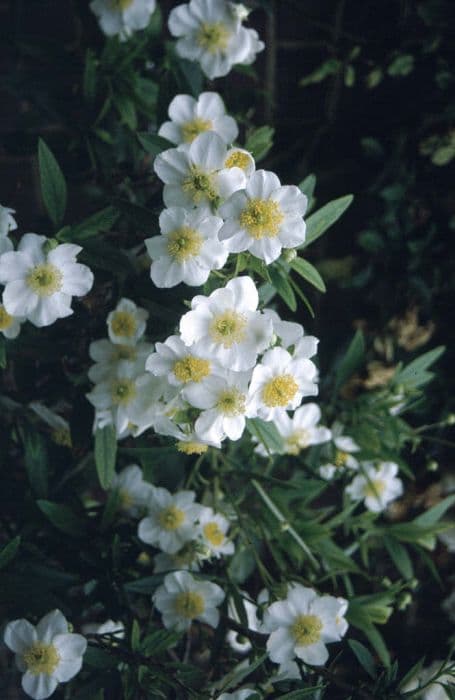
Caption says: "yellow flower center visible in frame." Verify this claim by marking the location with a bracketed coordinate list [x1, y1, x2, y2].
[216, 388, 246, 416]
[174, 591, 205, 619]
[177, 441, 209, 455]
[203, 522, 225, 547]
[334, 450, 349, 468]
[119, 488, 134, 511]
[167, 226, 204, 262]
[285, 429, 311, 455]
[158, 505, 185, 531]
[51, 428, 72, 448]
[291, 614, 323, 646]
[209, 310, 247, 348]
[26, 263, 63, 297]
[182, 118, 213, 143]
[112, 0, 134, 9]
[110, 311, 137, 338]
[23, 642, 60, 676]
[225, 151, 251, 171]
[114, 344, 138, 361]
[182, 167, 218, 205]
[173, 355, 211, 383]
[262, 374, 299, 407]
[196, 22, 230, 53]
[111, 378, 137, 405]
[239, 198, 284, 239]
[0, 305, 13, 331]
[364, 479, 386, 499]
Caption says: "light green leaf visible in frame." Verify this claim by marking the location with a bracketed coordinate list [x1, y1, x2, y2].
[383, 536, 414, 579]
[413, 494, 455, 527]
[394, 346, 445, 390]
[0, 536, 21, 570]
[290, 257, 326, 292]
[95, 425, 117, 490]
[38, 139, 67, 228]
[302, 194, 353, 247]
[246, 417, 284, 454]
[348, 639, 377, 679]
[334, 329, 365, 391]
[268, 264, 296, 310]
[245, 126, 274, 161]
[37, 500, 86, 537]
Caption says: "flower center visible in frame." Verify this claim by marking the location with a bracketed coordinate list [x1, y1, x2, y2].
[177, 441, 209, 455]
[291, 614, 323, 646]
[182, 118, 213, 143]
[110, 312, 137, 338]
[209, 310, 247, 348]
[262, 374, 299, 407]
[114, 344, 138, 361]
[197, 22, 230, 53]
[0, 305, 13, 331]
[225, 151, 251, 170]
[239, 198, 284, 239]
[167, 226, 204, 262]
[334, 450, 349, 468]
[26, 263, 63, 297]
[119, 488, 134, 510]
[158, 505, 185, 531]
[174, 591, 205, 619]
[111, 378, 137, 405]
[182, 167, 218, 205]
[216, 388, 246, 416]
[203, 522, 225, 547]
[173, 355, 211, 383]
[112, 0, 134, 9]
[285, 429, 311, 455]
[364, 479, 386, 499]
[52, 428, 72, 447]
[23, 642, 60, 676]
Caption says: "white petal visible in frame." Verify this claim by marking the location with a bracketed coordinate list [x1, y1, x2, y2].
[22, 671, 58, 700]
[246, 170, 281, 199]
[53, 633, 87, 660]
[36, 610, 68, 642]
[3, 619, 37, 653]
[3, 280, 38, 317]
[189, 132, 226, 171]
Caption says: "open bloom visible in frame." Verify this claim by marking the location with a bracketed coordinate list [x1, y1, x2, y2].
[90, 0, 157, 41]
[107, 298, 148, 346]
[146, 334, 217, 387]
[158, 92, 238, 146]
[319, 423, 360, 480]
[88, 338, 151, 383]
[219, 170, 308, 264]
[197, 506, 235, 558]
[255, 403, 331, 457]
[0, 234, 93, 327]
[180, 276, 273, 371]
[248, 347, 318, 421]
[138, 487, 201, 554]
[262, 584, 348, 667]
[224, 147, 256, 178]
[111, 464, 154, 517]
[153, 570, 225, 631]
[168, 0, 264, 80]
[154, 132, 246, 211]
[345, 461, 403, 513]
[3, 609, 86, 700]
[146, 207, 228, 287]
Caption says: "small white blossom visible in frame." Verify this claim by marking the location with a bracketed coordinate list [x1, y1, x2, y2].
[3, 609, 86, 700]
[88, 338, 151, 383]
[158, 92, 238, 146]
[319, 423, 360, 480]
[138, 487, 201, 554]
[0, 203, 17, 238]
[219, 169, 307, 264]
[197, 506, 234, 558]
[153, 570, 225, 631]
[0, 234, 93, 328]
[82, 620, 125, 639]
[0, 301, 23, 339]
[224, 148, 256, 178]
[90, 0, 157, 41]
[146, 207, 228, 287]
[345, 461, 403, 513]
[216, 691, 256, 700]
[254, 403, 331, 457]
[107, 298, 148, 346]
[111, 464, 154, 517]
[146, 334, 218, 387]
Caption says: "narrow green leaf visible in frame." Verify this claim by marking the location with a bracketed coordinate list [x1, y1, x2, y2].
[95, 425, 117, 490]
[302, 194, 353, 247]
[394, 346, 445, 390]
[69, 206, 120, 241]
[38, 139, 67, 227]
[137, 132, 174, 156]
[113, 93, 137, 129]
[244, 126, 275, 161]
[37, 500, 86, 537]
[131, 619, 141, 652]
[290, 257, 326, 292]
[413, 494, 455, 527]
[0, 336, 6, 368]
[124, 575, 165, 594]
[0, 536, 21, 570]
[334, 329, 365, 391]
[20, 426, 49, 498]
[348, 639, 377, 679]
[246, 418, 284, 454]
[219, 653, 267, 692]
[269, 264, 296, 310]
[299, 173, 316, 201]
[140, 629, 181, 655]
[383, 536, 414, 579]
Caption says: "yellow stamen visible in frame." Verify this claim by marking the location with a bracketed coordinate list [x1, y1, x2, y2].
[225, 151, 251, 171]
[174, 591, 205, 619]
[182, 167, 218, 205]
[119, 488, 134, 511]
[334, 450, 349, 468]
[111, 378, 137, 405]
[209, 310, 247, 348]
[112, 0, 134, 9]
[0, 305, 13, 331]
[158, 505, 185, 531]
[216, 388, 246, 416]
[110, 311, 137, 338]
[262, 374, 298, 407]
[173, 355, 211, 383]
[291, 614, 323, 646]
[285, 429, 311, 455]
[177, 441, 209, 455]
[26, 264, 62, 297]
[23, 642, 60, 676]
[182, 118, 213, 143]
[51, 428, 72, 448]
[364, 479, 386, 499]
[203, 522, 225, 547]
[196, 22, 230, 53]
[167, 226, 203, 263]
[239, 198, 284, 239]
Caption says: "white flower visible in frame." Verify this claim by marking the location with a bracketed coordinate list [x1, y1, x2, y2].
[402, 661, 454, 700]
[0, 234, 93, 328]
[180, 276, 273, 371]
[3, 609, 86, 700]
[248, 347, 318, 421]
[319, 423, 360, 480]
[138, 487, 201, 554]
[263, 309, 304, 349]
[111, 464, 154, 516]
[184, 370, 251, 443]
[227, 593, 261, 654]
[90, 0, 157, 41]
[107, 298, 148, 346]
[146, 334, 218, 387]
[158, 92, 238, 146]
[82, 620, 125, 639]
[168, 0, 264, 80]
[154, 131, 246, 211]
[0, 301, 23, 339]
[197, 506, 234, 558]
[216, 691, 256, 700]
[262, 584, 348, 667]
[219, 170, 307, 264]
[345, 461, 403, 513]
[88, 338, 151, 383]
[153, 570, 225, 631]
[29, 402, 71, 447]
[0, 203, 17, 238]
[255, 403, 331, 457]
[146, 207, 228, 287]
[224, 148, 256, 178]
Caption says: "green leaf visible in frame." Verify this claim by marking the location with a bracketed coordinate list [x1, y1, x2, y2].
[131, 619, 141, 652]
[140, 629, 181, 655]
[95, 425, 117, 490]
[219, 653, 267, 692]
[383, 536, 414, 579]
[290, 257, 326, 292]
[113, 199, 158, 231]
[37, 500, 86, 537]
[84, 645, 118, 669]
[394, 346, 445, 390]
[413, 494, 455, 527]
[137, 132, 174, 156]
[348, 607, 391, 667]
[68, 206, 120, 242]
[334, 329, 365, 391]
[83, 49, 97, 100]
[244, 126, 274, 161]
[246, 418, 284, 454]
[300, 58, 342, 86]
[124, 575, 165, 594]
[299, 173, 316, 212]
[0, 536, 21, 570]
[20, 426, 49, 498]
[269, 264, 296, 310]
[302, 194, 353, 247]
[113, 93, 137, 129]
[348, 639, 377, 679]
[38, 139, 67, 227]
